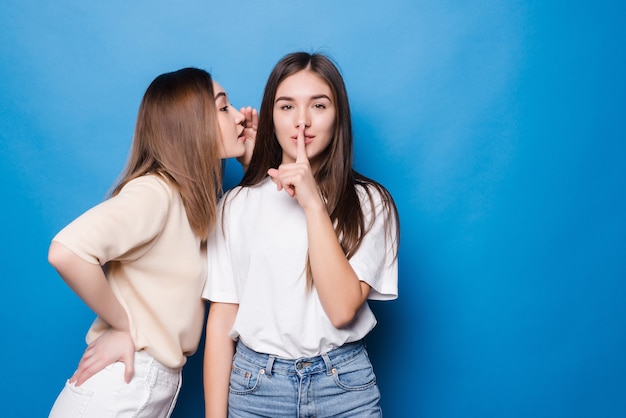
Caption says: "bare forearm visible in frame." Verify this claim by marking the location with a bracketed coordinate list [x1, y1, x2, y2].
[48, 241, 129, 331]
[204, 303, 237, 418]
[304, 206, 369, 328]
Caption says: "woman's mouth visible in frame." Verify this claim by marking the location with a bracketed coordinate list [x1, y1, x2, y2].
[291, 135, 314, 144]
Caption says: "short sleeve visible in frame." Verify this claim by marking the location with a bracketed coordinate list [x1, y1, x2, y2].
[52, 175, 172, 265]
[202, 196, 239, 303]
[348, 186, 399, 301]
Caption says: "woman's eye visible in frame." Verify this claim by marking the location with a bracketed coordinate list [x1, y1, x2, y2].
[281, 104, 293, 110]
[220, 105, 229, 112]
[313, 103, 326, 109]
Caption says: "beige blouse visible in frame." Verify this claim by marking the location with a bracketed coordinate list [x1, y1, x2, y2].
[53, 174, 206, 368]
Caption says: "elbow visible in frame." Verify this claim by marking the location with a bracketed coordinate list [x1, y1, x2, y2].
[48, 241, 69, 270]
[328, 308, 359, 329]
[325, 286, 369, 329]
[48, 241, 61, 268]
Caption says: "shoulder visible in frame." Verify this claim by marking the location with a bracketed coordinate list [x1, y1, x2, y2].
[222, 178, 270, 206]
[120, 174, 174, 198]
[114, 174, 176, 210]
[221, 185, 245, 206]
[123, 174, 173, 192]
[355, 180, 399, 228]
[355, 181, 391, 207]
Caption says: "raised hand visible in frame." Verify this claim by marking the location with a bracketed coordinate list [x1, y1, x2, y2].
[267, 125, 323, 211]
[70, 328, 136, 386]
[237, 106, 258, 169]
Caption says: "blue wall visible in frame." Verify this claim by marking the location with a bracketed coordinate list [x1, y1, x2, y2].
[1, 1, 625, 417]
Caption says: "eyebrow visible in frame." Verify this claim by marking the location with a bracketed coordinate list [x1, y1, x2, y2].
[214, 92, 227, 100]
[275, 94, 332, 103]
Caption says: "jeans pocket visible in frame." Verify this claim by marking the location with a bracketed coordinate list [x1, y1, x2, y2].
[331, 351, 378, 391]
[48, 380, 95, 418]
[129, 369, 179, 418]
[229, 362, 263, 394]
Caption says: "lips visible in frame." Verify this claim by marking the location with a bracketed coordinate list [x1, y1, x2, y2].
[291, 135, 314, 144]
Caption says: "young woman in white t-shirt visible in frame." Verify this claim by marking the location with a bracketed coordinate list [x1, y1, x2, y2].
[47, 67, 257, 418]
[203, 52, 400, 417]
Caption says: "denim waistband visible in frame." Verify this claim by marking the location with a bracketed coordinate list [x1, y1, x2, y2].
[234, 340, 366, 377]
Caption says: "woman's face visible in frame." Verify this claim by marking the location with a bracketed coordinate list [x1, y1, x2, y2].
[273, 70, 336, 165]
[213, 81, 246, 159]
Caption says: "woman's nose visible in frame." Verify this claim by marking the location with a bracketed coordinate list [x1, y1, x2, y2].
[233, 107, 244, 124]
[295, 109, 310, 127]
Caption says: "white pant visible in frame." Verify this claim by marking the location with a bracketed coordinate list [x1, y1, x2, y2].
[48, 350, 182, 418]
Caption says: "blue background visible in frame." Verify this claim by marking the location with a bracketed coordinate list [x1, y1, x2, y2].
[1, 1, 625, 417]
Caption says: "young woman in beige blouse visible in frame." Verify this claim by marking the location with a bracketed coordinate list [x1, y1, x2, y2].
[47, 67, 257, 418]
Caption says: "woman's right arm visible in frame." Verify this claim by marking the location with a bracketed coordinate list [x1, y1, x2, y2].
[49, 176, 173, 384]
[204, 302, 238, 418]
[48, 242, 129, 332]
[48, 241, 135, 384]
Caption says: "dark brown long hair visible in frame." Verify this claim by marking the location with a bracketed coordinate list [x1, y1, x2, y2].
[241, 52, 399, 284]
[111, 67, 222, 241]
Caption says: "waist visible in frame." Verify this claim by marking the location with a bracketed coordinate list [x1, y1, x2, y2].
[235, 339, 366, 375]
[132, 350, 182, 386]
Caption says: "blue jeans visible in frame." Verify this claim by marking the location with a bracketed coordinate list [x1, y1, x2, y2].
[228, 340, 382, 417]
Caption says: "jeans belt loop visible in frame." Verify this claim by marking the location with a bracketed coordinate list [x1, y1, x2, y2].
[265, 355, 276, 377]
[321, 352, 334, 376]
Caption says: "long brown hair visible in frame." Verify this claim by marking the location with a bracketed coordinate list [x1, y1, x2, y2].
[241, 52, 399, 284]
[111, 67, 222, 241]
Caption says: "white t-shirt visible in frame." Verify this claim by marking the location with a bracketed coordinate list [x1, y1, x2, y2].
[203, 176, 398, 358]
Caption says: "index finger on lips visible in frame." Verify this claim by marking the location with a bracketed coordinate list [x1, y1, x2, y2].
[296, 124, 307, 163]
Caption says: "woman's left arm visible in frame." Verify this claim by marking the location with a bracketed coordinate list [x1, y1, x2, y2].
[236, 106, 258, 171]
